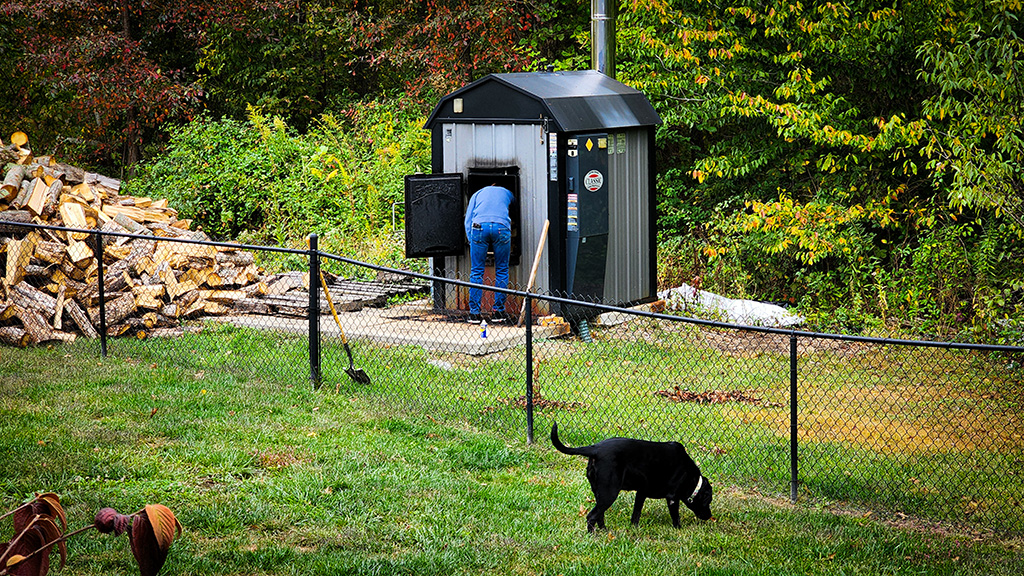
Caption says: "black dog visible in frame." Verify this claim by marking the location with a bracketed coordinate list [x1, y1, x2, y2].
[551, 423, 713, 531]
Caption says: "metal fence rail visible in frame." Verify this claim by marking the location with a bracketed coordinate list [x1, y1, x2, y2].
[2, 221, 1022, 534]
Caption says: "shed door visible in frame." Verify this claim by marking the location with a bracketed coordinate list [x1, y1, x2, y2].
[404, 173, 465, 258]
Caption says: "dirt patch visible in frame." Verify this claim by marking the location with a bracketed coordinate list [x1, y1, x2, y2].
[481, 389, 587, 414]
[598, 319, 867, 359]
[655, 386, 784, 408]
[253, 448, 308, 470]
[698, 328, 866, 358]
[732, 384, 1023, 453]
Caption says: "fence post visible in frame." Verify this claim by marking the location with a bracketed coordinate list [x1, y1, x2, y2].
[525, 295, 534, 444]
[789, 332, 798, 502]
[93, 231, 107, 358]
[308, 233, 321, 390]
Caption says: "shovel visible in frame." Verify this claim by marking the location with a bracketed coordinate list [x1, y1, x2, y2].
[318, 270, 371, 384]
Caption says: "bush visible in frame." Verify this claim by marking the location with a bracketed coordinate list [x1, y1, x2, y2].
[684, 192, 1023, 338]
[124, 100, 432, 275]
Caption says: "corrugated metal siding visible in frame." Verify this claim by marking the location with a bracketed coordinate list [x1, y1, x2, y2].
[604, 129, 651, 304]
[438, 123, 550, 309]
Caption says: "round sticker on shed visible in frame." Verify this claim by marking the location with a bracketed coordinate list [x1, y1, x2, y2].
[584, 170, 604, 192]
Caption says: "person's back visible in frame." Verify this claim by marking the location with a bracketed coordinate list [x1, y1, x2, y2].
[464, 185, 513, 237]
[464, 185, 514, 322]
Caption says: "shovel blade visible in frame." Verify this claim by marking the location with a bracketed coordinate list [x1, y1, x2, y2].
[346, 368, 371, 384]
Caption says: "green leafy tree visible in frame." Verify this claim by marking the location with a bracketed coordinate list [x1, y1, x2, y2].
[917, 0, 1024, 231]
[610, 0, 1022, 334]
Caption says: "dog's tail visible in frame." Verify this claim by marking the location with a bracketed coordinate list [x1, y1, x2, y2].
[550, 422, 592, 456]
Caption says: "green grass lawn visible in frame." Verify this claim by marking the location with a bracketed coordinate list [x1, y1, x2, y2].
[2, 332, 1022, 575]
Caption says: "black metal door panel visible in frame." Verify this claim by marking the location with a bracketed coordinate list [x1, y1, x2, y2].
[404, 173, 465, 258]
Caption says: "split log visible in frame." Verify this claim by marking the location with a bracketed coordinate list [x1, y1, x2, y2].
[241, 281, 268, 297]
[106, 323, 131, 337]
[152, 243, 190, 269]
[0, 326, 29, 347]
[15, 307, 54, 344]
[10, 178, 35, 210]
[0, 301, 15, 321]
[40, 180, 63, 219]
[34, 240, 65, 265]
[200, 289, 246, 304]
[216, 251, 256, 267]
[25, 178, 50, 216]
[148, 222, 187, 238]
[11, 281, 59, 317]
[203, 301, 231, 315]
[46, 269, 86, 297]
[84, 172, 121, 192]
[102, 204, 146, 223]
[78, 263, 130, 306]
[90, 292, 136, 326]
[132, 284, 166, 309]
[176, 288, 200, 309]
[59, 202, 91, 239]
[69, 182, 94, 201]
[5, 237, 37, 285]
[67, 240, 94, 266]
[46, 162, 85, 185]
[180, 297, 209, 317]
[104, 244, 132, 260]
[60, 258, 89, 282]
[52, 283, 66, 329]
[169, 280, 198, 302]
[111, 211, 150, 235]
[64, 299, 98, 338]
[98, 219, 130, 245]
[0, 210, 32, 235]
[1, 165, 25, 202]
[232, 298, 272, 315]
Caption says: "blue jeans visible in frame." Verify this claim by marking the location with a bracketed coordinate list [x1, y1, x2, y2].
[469, 222, 511, 315]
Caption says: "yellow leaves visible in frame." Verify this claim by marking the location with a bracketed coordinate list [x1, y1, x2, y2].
[703, 245, 728, 259]
[144, 504, 183, 552]
[731, 192, 902, 265]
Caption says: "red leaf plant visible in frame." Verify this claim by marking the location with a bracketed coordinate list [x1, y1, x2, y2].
[1, 493, 183, 576]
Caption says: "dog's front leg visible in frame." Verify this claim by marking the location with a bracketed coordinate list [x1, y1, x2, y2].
[631, 493, 647, 526]
[586, 507, 607, 532]
[666, 498, 681, 528]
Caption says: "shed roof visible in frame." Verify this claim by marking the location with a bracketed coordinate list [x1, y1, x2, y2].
[425, 70, 661, 133]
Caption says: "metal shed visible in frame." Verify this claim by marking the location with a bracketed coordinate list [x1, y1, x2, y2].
[404, 69, 661, 319]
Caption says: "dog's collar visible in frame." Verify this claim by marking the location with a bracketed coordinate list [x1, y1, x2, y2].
[686, 476, 704, 504]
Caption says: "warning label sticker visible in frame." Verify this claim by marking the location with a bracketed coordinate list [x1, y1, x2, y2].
[584, 170, 604, 192]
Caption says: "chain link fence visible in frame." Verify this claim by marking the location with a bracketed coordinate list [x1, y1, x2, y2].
[2, 220, 1022, 535]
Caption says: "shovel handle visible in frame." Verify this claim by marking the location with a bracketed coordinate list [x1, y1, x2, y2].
[318, 270, 349, 345]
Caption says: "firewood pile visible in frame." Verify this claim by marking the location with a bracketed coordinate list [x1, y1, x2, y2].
[0, 132, 426, 347]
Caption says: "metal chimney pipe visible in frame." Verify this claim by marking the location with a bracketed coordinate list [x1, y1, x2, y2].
[591, 0, 616, 78]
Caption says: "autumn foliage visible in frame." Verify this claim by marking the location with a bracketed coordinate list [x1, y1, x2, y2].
[0, 0, 550, 169]
[1, 493, 182, 576]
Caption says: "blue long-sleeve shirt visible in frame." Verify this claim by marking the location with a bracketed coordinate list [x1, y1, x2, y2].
[464, 185, 514, 239]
